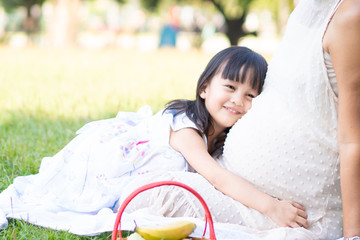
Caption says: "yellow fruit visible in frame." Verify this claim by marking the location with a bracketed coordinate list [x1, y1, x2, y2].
[135, 220, 196, 240]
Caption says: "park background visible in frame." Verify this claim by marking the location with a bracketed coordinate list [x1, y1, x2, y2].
[0, 0, 294, 239]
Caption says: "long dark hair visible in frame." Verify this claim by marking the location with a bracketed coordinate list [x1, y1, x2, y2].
[164, 46, 267, 151]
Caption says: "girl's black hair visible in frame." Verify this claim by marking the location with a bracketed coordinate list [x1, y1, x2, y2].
[164, 46, 267, 152]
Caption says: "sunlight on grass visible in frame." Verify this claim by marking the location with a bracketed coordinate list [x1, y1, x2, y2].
[0, 47, 213, 121]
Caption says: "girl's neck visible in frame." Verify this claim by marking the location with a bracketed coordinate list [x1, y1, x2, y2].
[206, 128, 225, 154]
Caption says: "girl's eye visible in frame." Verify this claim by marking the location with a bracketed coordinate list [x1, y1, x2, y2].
[247, 94, 255, 98]
[226, 85, 235, 90]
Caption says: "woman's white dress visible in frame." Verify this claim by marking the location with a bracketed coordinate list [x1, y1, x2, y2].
[222, 0, 343, 238]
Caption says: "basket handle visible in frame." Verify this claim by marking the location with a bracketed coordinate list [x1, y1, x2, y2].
[112, 180, 216, 240]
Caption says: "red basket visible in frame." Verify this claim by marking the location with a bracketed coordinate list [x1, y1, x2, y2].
[112, 180, 217, 240]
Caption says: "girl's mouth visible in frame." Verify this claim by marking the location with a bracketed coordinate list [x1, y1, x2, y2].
[224, 106, 241, 114]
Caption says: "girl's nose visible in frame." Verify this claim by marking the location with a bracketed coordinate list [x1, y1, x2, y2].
[231, 94, 244, 106]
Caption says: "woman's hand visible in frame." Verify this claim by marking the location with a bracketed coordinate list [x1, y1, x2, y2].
[266, 198, 308, 228]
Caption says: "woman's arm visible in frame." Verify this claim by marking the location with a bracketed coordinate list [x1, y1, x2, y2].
[324, 0, 360, 236]
[170, 127, 308, 228]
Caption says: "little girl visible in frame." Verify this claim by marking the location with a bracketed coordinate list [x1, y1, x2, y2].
[0, 46, 272, 232]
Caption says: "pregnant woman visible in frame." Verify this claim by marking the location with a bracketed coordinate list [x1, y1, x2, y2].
[123, 0, 360, 239]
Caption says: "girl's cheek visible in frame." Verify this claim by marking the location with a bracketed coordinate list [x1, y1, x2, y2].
[246, 102, 252, 112]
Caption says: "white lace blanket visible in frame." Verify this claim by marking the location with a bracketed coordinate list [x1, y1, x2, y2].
[0, 181, 320, 240]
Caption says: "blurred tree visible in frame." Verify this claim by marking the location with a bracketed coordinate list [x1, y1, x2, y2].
[206, 0, 256, 45]
[1, 0, 45, 35]
[51, 0, 80, 48]
[118, 0, 257, 45]
[133, 0, 295, 45]
[138, 0, 161, 12]
[252, 0, 294, 36]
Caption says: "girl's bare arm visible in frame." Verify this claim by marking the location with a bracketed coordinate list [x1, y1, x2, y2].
[170, 127, 308, 228]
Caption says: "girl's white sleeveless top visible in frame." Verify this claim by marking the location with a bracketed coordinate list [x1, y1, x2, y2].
[222, 0, 342, 238]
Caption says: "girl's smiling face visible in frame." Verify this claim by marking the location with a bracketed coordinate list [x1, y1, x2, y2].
[200, 72, 259, 133]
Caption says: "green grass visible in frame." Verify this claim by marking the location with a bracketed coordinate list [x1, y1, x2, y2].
[0, 46, 213, 239]
[2, 219, 115, 239]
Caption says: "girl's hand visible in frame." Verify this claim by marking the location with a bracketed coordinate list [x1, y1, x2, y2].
[266, 199, 308, 228]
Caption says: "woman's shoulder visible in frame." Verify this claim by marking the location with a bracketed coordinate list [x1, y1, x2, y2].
[335, 0, 360, 30]
[340, 0, 360, 18]
[323, 0, 360, 56]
